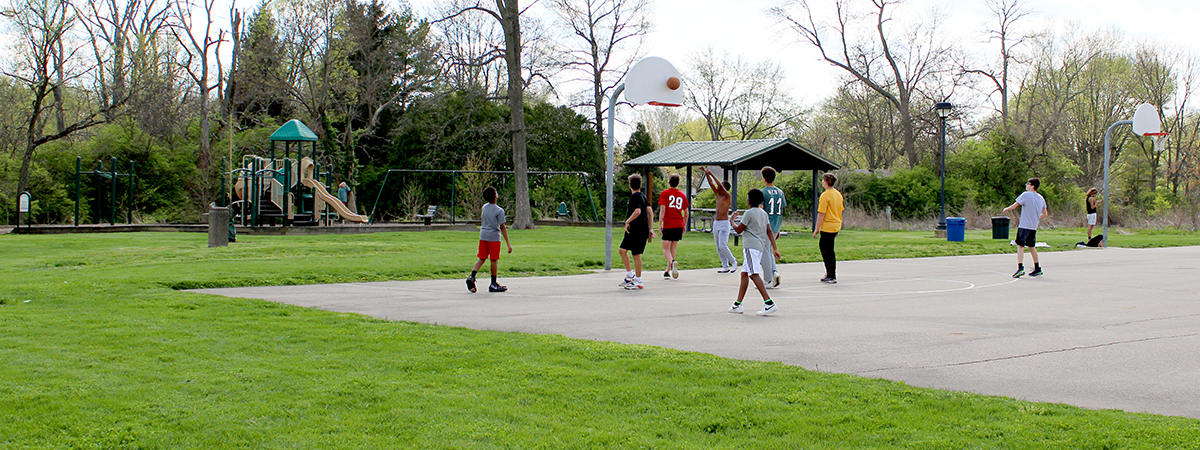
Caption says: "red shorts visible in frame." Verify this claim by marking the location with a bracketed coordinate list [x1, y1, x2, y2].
[477, 240, 501, 260]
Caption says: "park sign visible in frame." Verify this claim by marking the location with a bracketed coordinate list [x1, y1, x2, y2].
[18, 191, 30, 213]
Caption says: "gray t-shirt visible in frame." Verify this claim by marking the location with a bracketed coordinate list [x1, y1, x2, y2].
[738, 207, 771, 253]
[480, 203, 505, 241]
[1016, 191, 1047, 230]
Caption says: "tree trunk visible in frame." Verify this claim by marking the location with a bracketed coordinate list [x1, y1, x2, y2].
[17, 141, 35, 198]
[199, 58, 212, 170]
[499, 0, 533, 229]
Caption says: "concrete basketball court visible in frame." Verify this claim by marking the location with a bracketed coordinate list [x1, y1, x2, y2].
[194, 245, 1200, 419]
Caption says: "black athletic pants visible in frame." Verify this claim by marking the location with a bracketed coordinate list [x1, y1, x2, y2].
[820, 231, 838, 278]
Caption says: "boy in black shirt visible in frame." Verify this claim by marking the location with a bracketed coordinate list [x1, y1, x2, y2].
[619, 174, 655, 290]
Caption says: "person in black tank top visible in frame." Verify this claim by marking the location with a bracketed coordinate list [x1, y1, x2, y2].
[1085, 188, 1100, 239]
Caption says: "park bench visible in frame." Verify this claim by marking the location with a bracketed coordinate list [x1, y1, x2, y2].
[415, 205, 437, 225]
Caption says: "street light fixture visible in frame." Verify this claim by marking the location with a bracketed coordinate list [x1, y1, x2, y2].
[935, 102, 953, 233]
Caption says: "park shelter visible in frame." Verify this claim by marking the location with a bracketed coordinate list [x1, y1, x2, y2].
[622, 138, 840, 230]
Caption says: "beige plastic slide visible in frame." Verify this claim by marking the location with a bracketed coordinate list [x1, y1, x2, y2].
[299, 157, 369, 223]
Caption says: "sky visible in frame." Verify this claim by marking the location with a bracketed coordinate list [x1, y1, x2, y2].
[166, 0, 1200, 143]
[397, 0, 1200, 142]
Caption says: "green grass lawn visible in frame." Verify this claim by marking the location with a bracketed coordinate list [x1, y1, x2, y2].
[3, 227, 1199, 448]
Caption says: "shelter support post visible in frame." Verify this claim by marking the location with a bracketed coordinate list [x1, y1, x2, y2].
[686, 166, 693, 230]
[812, 170, 819, 232]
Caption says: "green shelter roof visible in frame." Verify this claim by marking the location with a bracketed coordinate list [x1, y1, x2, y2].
[270, 119, 319, 142]
[622, 138, 839, 171]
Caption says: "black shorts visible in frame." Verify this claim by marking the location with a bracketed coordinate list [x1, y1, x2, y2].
[1015, 228, 1037, 247]
[620, 232, 648, 255]
[661, 228, 683, 241]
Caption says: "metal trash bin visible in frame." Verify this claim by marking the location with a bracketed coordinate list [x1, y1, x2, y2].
[208, 205, 231, 248]
[991, 216, 1010, 240]
[946, 217, 966, 242]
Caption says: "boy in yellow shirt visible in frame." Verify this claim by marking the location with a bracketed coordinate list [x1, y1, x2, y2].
[813, 173, 844, 283]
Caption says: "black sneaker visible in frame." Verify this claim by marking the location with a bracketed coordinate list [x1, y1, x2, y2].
[664, 271, 671, 279]
[466, 276, 477, 293]
[1029, 268, 1043, 277]
[1013, 267, 1025, 278]
[820, 277, 837, 284]
[488, 282, 507, 293]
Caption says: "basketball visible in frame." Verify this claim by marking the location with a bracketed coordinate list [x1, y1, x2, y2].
[667, 76, 681, 90]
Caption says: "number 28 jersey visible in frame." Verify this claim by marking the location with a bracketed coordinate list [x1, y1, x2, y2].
[658, 188, 689, 229]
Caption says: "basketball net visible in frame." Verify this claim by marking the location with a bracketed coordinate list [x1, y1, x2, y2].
[1145, 132, 1170, 153]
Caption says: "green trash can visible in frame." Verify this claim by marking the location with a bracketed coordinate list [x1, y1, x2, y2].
[991, 216, 1010, 240]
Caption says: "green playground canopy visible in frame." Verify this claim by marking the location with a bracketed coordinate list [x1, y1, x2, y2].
[270, 119, 319, 142]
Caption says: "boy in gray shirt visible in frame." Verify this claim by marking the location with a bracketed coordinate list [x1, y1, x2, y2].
[467, 186, 513, 292]
[1002, 177, 1048, 278]
[727, 189, 781, 316]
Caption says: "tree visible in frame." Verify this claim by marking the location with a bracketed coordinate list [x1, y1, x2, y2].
[682, 48, 798, 142]
[170, 0, 227, 170]
[436, 0, 535, 229]
[548, 0, 651, 150]
[4, 0, 123, 198]
[772, 0, 955, 167]
[335, 0, 437, 181]
[1010, 28, 1124, 185]
[230, 4, 291, 126]
[820, 79, 903, 171]
[962, 0, 1035, 124]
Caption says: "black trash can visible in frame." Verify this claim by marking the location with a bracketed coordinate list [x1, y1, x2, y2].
[991, 216, 1010, 240]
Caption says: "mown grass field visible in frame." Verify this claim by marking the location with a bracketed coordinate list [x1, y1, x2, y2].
[3, 226, 1199, 448]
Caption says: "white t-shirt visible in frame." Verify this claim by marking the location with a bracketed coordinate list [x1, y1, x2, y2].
[1016, 191, 1047, 230]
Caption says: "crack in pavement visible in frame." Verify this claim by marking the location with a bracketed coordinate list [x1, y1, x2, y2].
[854, 332, 1200, 375]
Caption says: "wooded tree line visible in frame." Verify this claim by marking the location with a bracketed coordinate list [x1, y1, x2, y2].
[2, 0, 1198, 228]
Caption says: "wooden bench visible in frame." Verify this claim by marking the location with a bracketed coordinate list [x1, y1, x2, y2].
[415, 205, 437, 225]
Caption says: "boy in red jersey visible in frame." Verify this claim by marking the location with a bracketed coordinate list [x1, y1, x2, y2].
[657, 174, 690, 279]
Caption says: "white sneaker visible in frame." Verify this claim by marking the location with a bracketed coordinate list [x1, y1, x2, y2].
[670, 261, 679, 279]
[773, 271, 781, 288]
[619, 275, 634, 288]
[728, 304, 744, 314]
[717, 267, 731, 273]
[756, 303, 778, 316]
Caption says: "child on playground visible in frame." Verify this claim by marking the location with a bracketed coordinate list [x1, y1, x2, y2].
[761, 166, 786, 287]
[1002, 177, 1048, 278]
[620, 174, 655, 290]
[658, 173, 689, 279]
[700, 167, 739, 273]
[467, 186, 512, 293]
[814, 173, 844, 283]
[727, 189, 781, 315]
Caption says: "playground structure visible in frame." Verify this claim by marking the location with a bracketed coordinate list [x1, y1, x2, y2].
[75, 157, 135, 226]
[224, 119, 368, 227]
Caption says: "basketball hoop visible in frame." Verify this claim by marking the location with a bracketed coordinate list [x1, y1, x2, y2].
[1144, 132, 1170, 153]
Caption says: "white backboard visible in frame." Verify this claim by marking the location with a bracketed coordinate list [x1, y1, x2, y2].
[1132, 103, 1161, 136]
[624, 57, 683, 107]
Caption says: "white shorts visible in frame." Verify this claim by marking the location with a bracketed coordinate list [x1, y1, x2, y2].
[1086, 213, 1097, 225]
[741, 248, 763, 276]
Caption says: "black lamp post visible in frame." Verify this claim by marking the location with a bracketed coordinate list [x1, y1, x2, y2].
[935, 102, 953, 232]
